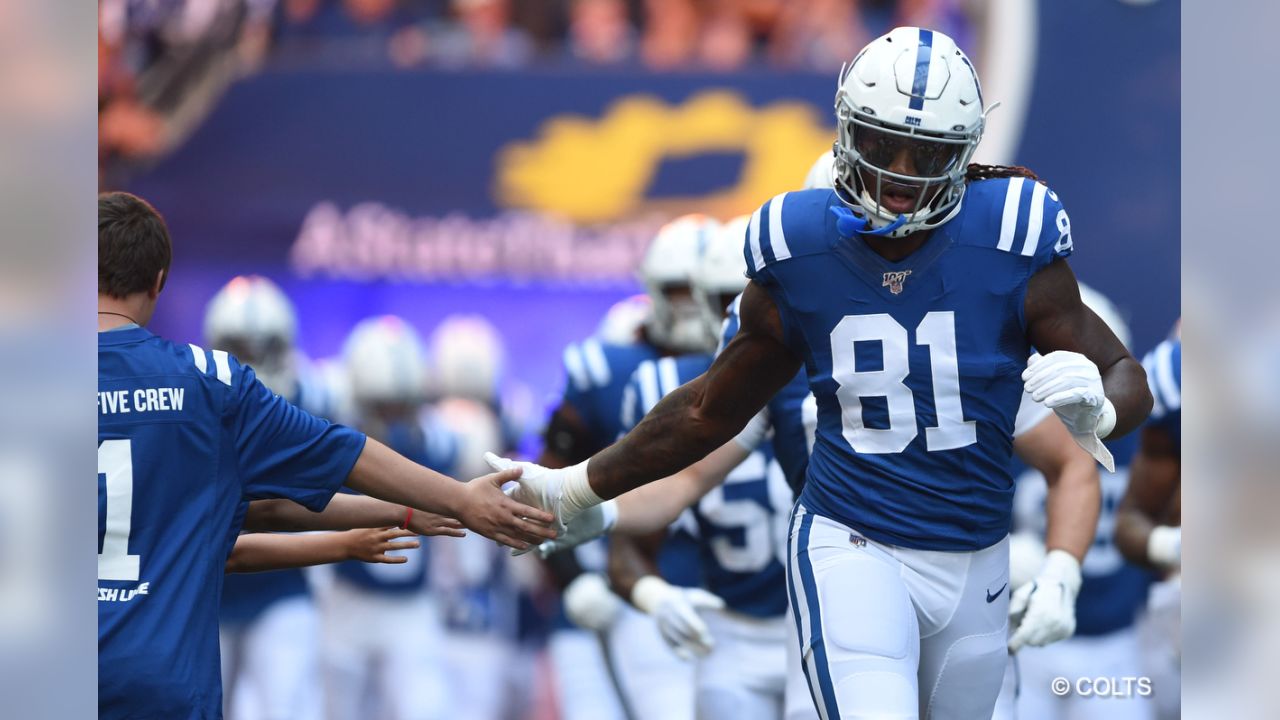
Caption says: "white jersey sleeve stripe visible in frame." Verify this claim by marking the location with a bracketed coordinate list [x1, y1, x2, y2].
[581, 339, 611, 387]
[1153, 342, 1181, 411]
[637, 361, 660, 415]
[748, 207, 765, 271]
[996, 177, 1025, 252]
[562, 344, 590, 392]
[1020, 182, 1048, 257]
[767, 192, 792, 262]
[189, 344, 208, 374]
[211, 350, 233, 386]
[656, 357, 680, 397]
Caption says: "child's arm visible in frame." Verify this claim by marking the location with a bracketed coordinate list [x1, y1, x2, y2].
[243, 495, 464, 538]
[225, 528, 421, 574]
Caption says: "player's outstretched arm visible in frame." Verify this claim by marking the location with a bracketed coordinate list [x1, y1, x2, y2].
[613, 439, 751, 535]
[590, 282, 802, 499]
[1115, 425, 1181, 571]
[224, 528, 420, 574]
[243, 495, 464, 538]
[1012, 415, 1100, 562]
[1024, 260, 1153, 440]
[345, 437, 555, 551]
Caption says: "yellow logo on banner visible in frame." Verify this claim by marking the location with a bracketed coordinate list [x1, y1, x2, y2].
[495, 91, 834, 223]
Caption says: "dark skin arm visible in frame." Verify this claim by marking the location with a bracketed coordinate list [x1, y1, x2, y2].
[589, 282, 803, 499]
[1115, 425, 1181, 570]
[607, 529, 667, 603]
[1024, 260, 1153, 437]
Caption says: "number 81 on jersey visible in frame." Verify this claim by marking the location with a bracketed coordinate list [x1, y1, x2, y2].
[830, 311, 977, 455]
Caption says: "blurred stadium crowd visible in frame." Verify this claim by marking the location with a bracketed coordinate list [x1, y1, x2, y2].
[98, 0, 979, 174]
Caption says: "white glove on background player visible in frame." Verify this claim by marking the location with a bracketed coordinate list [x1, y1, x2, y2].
[1147, 525, 1181, 569]
[562, 572, 623, 632]
[631, 575, 726, 660]
[483, 452, 601, 536]
[535, 500, 618, 559]
[1008, 549, 1082, 652]
[1022, 351, 1117, 472]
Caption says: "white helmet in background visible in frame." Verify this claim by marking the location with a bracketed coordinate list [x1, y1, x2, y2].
[640, 214, 720, 353]
[343, 315, 430, 407]
[1077, 282, 1132, 350]
[833, 27, 989, 238]
[692, 214, 750, 339]
[432, 397, 504, 482]
[203, 275, 298, 395]
[596, 294, 653, 345]
[804, 152, 836, 190]
[428, 314, 505, 403]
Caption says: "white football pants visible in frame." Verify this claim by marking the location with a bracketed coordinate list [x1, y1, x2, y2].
[548, 628, 628, 720]
[786, 504, 1010, 720]
[219, 595, 321, 720]
[608, 603, 697, 720]
[697, 609, 788, 720]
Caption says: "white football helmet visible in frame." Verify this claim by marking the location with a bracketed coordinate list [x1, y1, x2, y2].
[640, 214, 720, 353]
[428, 314, 505, 403]
[343, 315, 430, 408]
[833, 27, 990, 238]
[692, 214, 750, 340]
[1078, 283, 1132, 351]
[203, 275, 298, 395]
[595, 294, 653, 345]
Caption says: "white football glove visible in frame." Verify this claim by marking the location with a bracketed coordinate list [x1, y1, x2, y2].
[1008, 549, 1082, 652]
[535, 500, 618, 559]
[631, 575, 725, 660]
[483, 452, 601, 535]
[562, 572, 623, 632]
[1022, 351, 1116, 472]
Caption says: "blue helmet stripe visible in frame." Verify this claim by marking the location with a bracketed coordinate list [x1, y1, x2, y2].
[909, 28, 934, 111]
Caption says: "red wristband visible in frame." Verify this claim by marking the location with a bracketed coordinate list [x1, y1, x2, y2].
[401, 507, 414, 530]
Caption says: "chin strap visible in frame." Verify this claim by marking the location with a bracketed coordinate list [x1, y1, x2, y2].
[830, 206, 907, 238]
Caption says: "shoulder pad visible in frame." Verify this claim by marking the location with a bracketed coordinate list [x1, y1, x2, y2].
[957, 177, 1074, 271]
[561, 338, 612, 393]
[744, 189, 836, 278]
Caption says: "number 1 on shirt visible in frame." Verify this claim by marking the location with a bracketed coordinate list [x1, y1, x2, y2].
[99, 439, 141, 581]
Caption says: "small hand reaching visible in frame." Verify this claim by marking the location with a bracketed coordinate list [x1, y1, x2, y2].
[344, 527, 421, 564]
[454, 466, 558, 552]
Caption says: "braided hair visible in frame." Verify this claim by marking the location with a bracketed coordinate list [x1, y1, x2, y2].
[965, 163, 1041, 183]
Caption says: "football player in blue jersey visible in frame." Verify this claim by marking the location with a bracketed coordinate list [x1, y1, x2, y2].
[205, 275, 333, 720]
[606, 216, 796, 720]
[1117, 330, 1181, 720]
[538, 215, 721, 720]
[97, 192, 555, 720]
[488, 27, 1153, 720]
[320, 316, 458, 720]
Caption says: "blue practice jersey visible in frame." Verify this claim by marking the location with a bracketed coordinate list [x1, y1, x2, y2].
[1012, 432, 1154, 636]
[1143, 337, 1182, 446]
[719, 293, 813, 493]
[622, 354, 778, 605]
[745, 180, 1074, 551]
[98, 326, 365, 719]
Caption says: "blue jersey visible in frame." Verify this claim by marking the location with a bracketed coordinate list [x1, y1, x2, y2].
[1012, 433, 1154, 636]
[559, 338, 659, 452]
[98, 326, 364, 719]
[744, 181, 1074, 551]
[622, 354, 781, 606]
[719, 294, 813, 493]
[220, 368, 341, 627]
[1142, 338, 1181, 446]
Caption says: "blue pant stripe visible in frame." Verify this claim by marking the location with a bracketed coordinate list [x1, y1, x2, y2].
[798, 512, 841, 720]
[786, 505, 823, 717]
